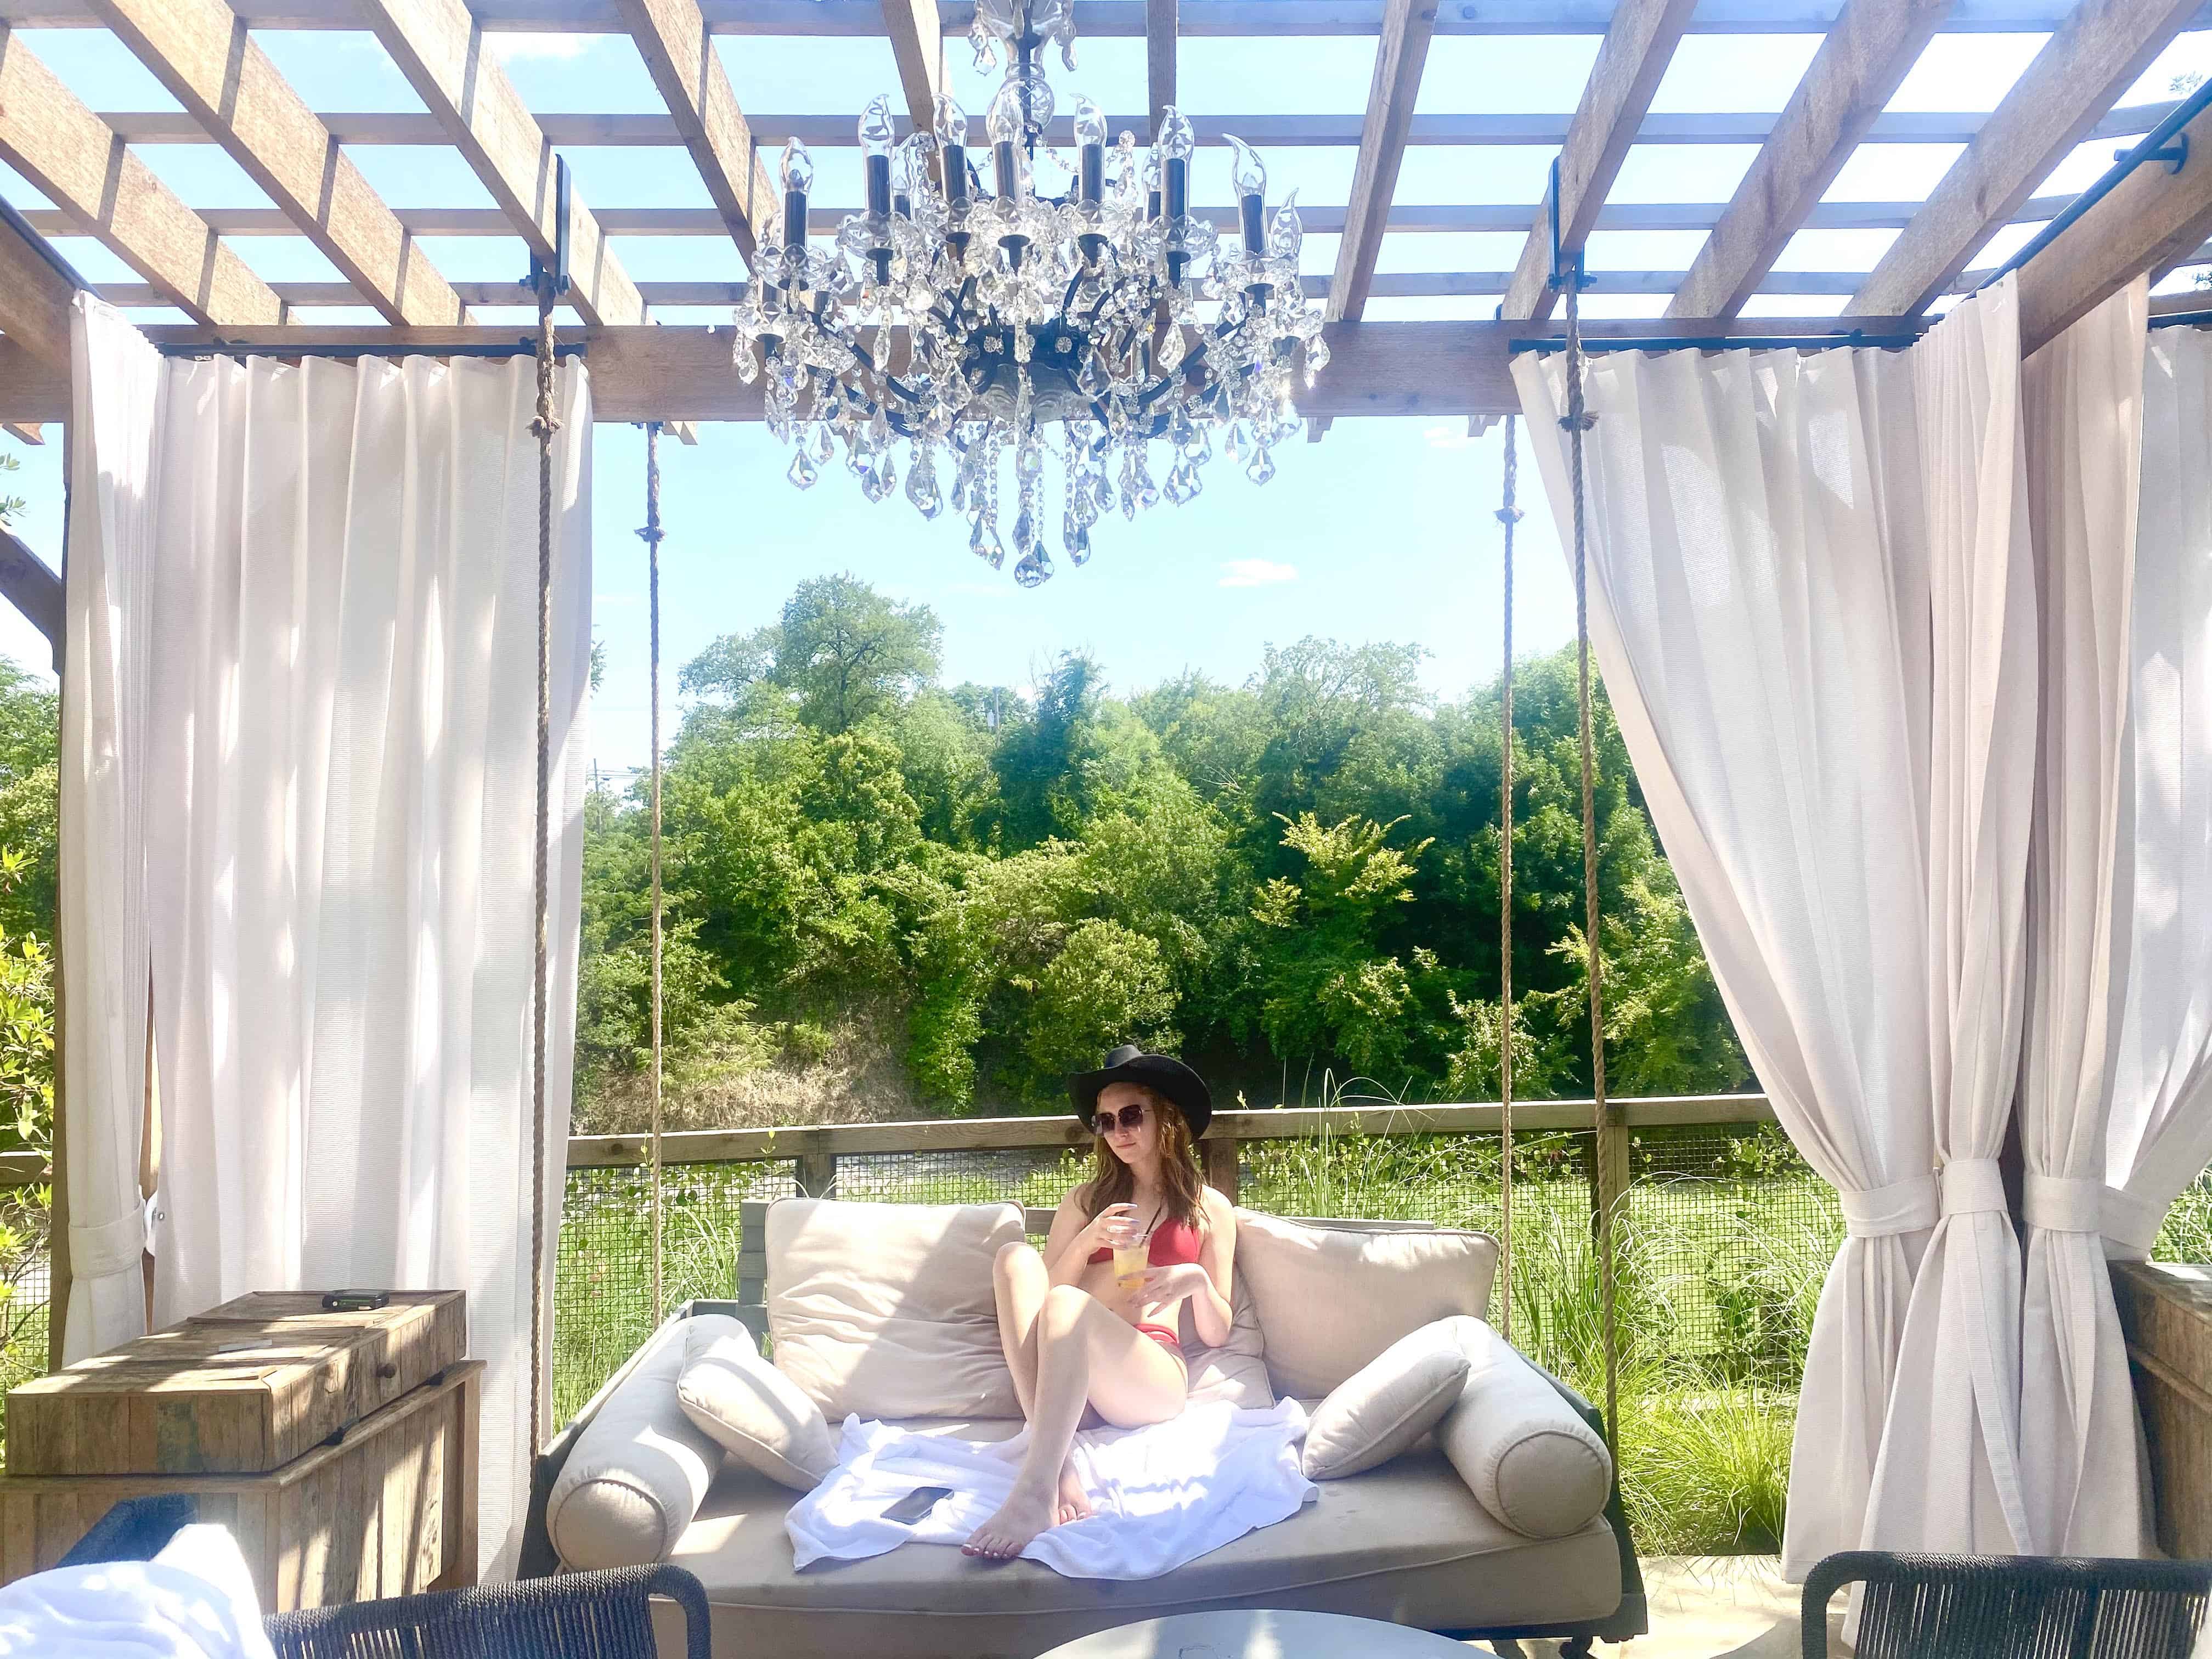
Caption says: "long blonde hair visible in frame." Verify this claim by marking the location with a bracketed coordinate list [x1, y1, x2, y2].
[1081, 1082, 1206, 1232]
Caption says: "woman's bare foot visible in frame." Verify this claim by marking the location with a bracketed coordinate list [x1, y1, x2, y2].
[1056, 1459, 1094, 1526]
[961, 1480, 1057, 1560]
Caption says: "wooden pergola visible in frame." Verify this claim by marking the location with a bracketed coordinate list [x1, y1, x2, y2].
[0, 0, 2208, 431]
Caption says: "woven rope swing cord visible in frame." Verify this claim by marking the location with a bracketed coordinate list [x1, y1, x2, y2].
[1558, 261, 1621, 1456]
[527, 274, 561, 1452]
[1495, 415, 1523, 1345]
[641, 422, 667, 1321]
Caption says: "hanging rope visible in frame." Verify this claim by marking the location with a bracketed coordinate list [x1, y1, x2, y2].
[1559, 267, 1619, 1455]
[1496, 414, 1523, 1345]
[527, 275, 562, 1452]
[640, 421, 667, 1323]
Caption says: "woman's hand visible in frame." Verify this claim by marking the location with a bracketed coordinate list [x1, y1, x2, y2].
[1076, 1203, 1141, 1256]
[1135, 1262, 1210, 1304]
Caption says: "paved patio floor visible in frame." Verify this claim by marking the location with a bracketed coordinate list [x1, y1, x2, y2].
[1499, 1555, 1841, 1659]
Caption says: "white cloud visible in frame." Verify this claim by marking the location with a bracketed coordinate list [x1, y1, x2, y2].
[1218, 558, 1299, 588]
[488, 32, 594, 60]
[1423, 424, 1479, 450]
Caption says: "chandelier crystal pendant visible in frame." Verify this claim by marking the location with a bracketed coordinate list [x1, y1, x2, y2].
[729, 0, 1329, 585]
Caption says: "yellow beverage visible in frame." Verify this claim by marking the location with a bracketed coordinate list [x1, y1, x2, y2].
[1112, 1241, 1148, 1290]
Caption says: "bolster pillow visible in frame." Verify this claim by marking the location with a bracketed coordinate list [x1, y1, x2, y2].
[1435, 1315, 1613, 1539]
[545, 1314, 735, 1568]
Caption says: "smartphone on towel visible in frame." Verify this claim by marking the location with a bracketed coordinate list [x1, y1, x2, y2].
[881, 1485, 955, 1525]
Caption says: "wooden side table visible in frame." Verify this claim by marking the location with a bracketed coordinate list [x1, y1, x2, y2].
[0, 1290, 479, 1610]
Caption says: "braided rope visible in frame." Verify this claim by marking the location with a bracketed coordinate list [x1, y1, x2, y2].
[527, 283, 561, 1451]
[1560, 272, 1618, 1454]
[1496, 413, 1523, 1344]
[641, 422, 666, 1321]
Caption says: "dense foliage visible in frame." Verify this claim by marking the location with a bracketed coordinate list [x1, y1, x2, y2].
[576, 574, 1751, 1125]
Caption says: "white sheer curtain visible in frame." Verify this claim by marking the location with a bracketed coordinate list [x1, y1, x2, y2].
[1513, 324, 1935, 1578]
[58, 296, 161, 1362]
[1511, 279, 2040, 1573]
[2015, 280, 2151, 1559]
[66, 317, 593, 1575]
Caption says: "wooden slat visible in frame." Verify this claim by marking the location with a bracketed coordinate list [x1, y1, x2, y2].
[0, 214, 75, 374]
[1501, 0, 1697, 321]
[0, 30, 281, 328]
[354, 0, 645, 326]
[615, 0, 782, 259]
[2018, 99, 2212, 353]
[1148, 0, 1177, 139]
[1848, 0, 2203, 317]
[91, 101, 2185, 149]
[0, 0, 2169, 30]
[0, 424, 40, 444]
[0, 529, 60, 669]
[1328, 0, 1438, 322]
[33, 195, 2081, 239]
[882, 0, 943, 146]
[83, 0, 466, 326]
[1665, 0, 1957, 319]
[0, 317, 1935, 425]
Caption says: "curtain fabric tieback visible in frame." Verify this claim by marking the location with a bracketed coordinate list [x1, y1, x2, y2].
[2098, 1185, 2168, 1261]
[2022, 1173, 2104, 1234]
[1840, 1173, 1940, 1237]
[1938, 1158, 2008, 1217]
[70, 1212, 146, 1281]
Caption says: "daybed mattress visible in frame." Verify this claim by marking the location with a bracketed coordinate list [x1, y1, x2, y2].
[647, 1420, 1623, 1659]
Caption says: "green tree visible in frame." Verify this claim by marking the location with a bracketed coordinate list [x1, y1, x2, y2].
[0, 665, 55, 941]
[686, 574, 942, 736]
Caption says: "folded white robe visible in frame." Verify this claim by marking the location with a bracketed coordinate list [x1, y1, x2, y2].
[787, 1399, 1317, 1579]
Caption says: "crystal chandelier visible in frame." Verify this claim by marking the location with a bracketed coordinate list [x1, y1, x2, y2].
[728, 0, 1329, 586]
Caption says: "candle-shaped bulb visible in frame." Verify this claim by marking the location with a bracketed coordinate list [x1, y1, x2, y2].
[934, 93, 968, 148]
[859, 94, 895, 156]
[1268, 189, 1303, 259]
[1155, 106, 1194, 163]
[986, 79, 1025, 146]
[1227, 133, 1266, 198]
[780, 137, 814, 193]
[1075, 95, 1109, 149]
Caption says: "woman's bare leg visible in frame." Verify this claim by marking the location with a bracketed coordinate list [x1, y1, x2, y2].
[964, 1287, 1185, 1559]
[991, 1242, 1049, 1417]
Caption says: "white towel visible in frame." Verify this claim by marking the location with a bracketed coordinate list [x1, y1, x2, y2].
[786, 1398, 1317, 1579]
[0, 1524, 275, 1658]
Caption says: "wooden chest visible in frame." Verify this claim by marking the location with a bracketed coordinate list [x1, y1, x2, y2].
[0, 1291, 479, 1609]
[2112, 1261, 2212, 1558]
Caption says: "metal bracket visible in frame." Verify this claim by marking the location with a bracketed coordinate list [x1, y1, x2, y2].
[2117, 131, 2190, 174]
[1544, 156, 1592, 294]
[528, 155, 574, 301]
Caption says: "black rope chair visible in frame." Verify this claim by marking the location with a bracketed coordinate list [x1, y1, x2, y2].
[58, 1494, 710, 1659]
[1804, 1551, 2212, 1659]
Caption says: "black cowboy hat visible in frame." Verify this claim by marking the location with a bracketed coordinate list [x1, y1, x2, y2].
[1070, 1045, 1213, 1141]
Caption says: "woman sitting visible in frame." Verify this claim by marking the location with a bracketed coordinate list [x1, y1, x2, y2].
[963, 1045, 1238, 1560]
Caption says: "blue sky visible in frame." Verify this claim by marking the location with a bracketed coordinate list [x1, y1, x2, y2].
[2, 20, 2208, 771]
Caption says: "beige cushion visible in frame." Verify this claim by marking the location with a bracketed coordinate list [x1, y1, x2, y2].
[768, 1197, 1026, 1420]
[547, 1315, 726, 1569]
[1234, 1211, 1499, 1398]
[677, 1318, 834, 1492]
[1178, 1268, 1274, 1410]
[662, 1434, 1622, 1659]
[1437, 1315, 1612, 1538]
[1302, 1321, 1471, 1479]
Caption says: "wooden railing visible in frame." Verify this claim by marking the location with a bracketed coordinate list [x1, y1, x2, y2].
[562, 1092, 1780, 1208]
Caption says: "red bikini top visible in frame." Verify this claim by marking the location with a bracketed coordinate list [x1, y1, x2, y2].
[1087, 1216, 1203, 1267]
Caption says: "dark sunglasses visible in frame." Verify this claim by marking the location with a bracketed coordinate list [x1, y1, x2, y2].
[1092, 1103, 1148, 1135]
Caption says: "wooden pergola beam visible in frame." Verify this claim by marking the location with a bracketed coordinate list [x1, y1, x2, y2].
[1501, 0, 1697, 321]
[1328, 0, 1439, 323]
[355, 0, 645, 326]
[0, 213, 75, 377]
[1147, 0, 1177, 139]
[616, 0, 782, 259]
[0, 29, 281, 328]
[0, 528, 60, 670]
[83, 0, 467, 326]
[2018, 99, 2212, 352]
[0, 315, 1935, 426]
[1847, 0, 2202, 317]
[1665, 0, 1956, 319]
[2, 424, 42, 445]
[882, 0, 944, 144]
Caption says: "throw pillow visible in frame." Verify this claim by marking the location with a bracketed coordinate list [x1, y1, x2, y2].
[676, 1318, 836, 1491]
[1301, 1319, 1471, 1479]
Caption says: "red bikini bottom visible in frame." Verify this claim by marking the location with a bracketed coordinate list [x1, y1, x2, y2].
[1136, 1323, 1186, 1364]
